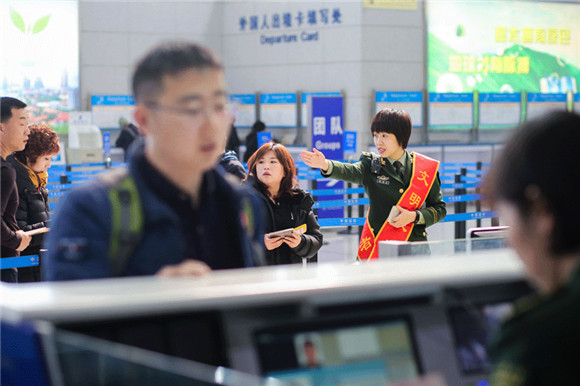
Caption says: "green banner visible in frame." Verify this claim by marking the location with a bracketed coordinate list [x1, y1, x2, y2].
[427, 1, 580, 94]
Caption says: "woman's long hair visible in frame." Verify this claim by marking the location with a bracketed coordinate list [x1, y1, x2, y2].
[246, 142, 297, 199]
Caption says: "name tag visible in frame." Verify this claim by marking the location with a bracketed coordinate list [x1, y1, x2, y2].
[376, 175, 390, 185]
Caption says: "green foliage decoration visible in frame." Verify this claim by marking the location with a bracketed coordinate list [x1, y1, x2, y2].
[10, 8, 25, 33]
[9, 7, 51, 35]
[32, 15, 51, 34]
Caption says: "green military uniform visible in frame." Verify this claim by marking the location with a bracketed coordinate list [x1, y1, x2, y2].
[321, 151, 446, 241]
[489, 264, 580, 385]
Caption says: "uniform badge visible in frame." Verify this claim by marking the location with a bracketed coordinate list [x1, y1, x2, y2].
[376, 175, 390, 185]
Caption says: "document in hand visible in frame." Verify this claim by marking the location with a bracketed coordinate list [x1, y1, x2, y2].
[24, 227, 50, 236]
[267, 224, 307, 239]
[387, 206, 401, 224]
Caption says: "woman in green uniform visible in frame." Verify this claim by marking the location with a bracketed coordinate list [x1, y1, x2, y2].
[485, 111, 580, 385]
[301, 108, 446, 260]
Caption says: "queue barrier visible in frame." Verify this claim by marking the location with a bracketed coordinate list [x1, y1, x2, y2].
[0, 255, 39, 269]
[317, 211, 497, 228]
[297, 171, 483, 182]
[307, 183, 481, 197]
[293, 161, 492, 169]
[312, 194, 481, 209]
[49, 162, 125, 170]
[45, 161, 494, 238]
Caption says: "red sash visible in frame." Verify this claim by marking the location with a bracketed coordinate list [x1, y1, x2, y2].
[357, 152, 439, 260]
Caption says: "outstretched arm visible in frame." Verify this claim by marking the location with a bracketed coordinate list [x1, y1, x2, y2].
[302, 148, 367, 186]
[300, 148, 330, 172]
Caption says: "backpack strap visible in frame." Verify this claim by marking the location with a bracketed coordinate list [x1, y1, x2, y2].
[99, 168, 143, 276]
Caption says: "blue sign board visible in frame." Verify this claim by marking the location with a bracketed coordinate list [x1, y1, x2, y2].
[260, 93, 298, 128]
[375, 91, 422, 103]
[51, 150, 64, 164]
[230, 94, 257, 128]
[375, 91, 424, 127]
[230, 94, 256, 105]
[302, 92, 342, 104]
[311, 96, 344, 219]
[527, 93, 566, 102]
[429, 93, 474, 103]
[260, 93, 297, 104]
[343, 131, 357, 155]
[301, 92, 341, 127]
[91, 95, 134, 106]
[479, 93, 521, 103]
[575, 93, 580, 102]
[103, 132, 111, 155]
[257, 132, 272, 147]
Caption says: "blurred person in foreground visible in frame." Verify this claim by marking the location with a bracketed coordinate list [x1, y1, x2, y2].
[245, 142, 322, 265]
[484, 111, 580, 385]
[45, 42, 264, 280]
[7, 124, 60, 282]
[1, 96, 32, 282]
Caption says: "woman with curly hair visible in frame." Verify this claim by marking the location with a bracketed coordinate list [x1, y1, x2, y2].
[7, 123, 60, 282]
[244, 142, 322, 265]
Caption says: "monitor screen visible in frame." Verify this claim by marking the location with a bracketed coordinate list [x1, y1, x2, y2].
[467, 226, 509, 251]
[447, 302, 513, 374]
[254, 315, 421, 385]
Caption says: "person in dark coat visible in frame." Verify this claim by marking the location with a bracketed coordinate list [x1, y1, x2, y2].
[243, 120, 265, 162]
[226, 122, 240, 156]
[245, 142, 322, 265]
[7, 124, 60, 282]
[484, 111, 580, 385]
[219, 150, 246, 181]
[45, 42, 265, 280]
[1, 96, 32, 282]
[115, 122, 141, 161]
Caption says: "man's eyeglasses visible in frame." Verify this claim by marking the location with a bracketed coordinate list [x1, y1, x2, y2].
[144, 102, 233, 124]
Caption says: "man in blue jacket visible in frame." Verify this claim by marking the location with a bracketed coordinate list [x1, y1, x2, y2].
[45, 42, 265, 280]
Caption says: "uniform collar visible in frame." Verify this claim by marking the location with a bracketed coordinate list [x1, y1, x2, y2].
[386, 151, 407, 165]
[381, 150, 407, 168]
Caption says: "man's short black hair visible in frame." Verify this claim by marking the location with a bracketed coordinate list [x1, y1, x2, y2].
[370, 108, 412, 149]
[132, 41, 223, 103]
[1, 97, 27, 123]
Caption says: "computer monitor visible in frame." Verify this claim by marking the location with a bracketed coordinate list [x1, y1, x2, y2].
[254, 315, 422, 385]
[467, 226, 509, 251]
[467, 226, 509, 239]
[447, 301, 513, 374]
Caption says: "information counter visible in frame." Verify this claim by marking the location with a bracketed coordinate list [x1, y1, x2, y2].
[1, 249, 531, 385]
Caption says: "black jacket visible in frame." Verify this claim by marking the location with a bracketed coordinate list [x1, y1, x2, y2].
[245, 176, 322, 265]
[243, 132, 258, 163]
[7, 156, 50, 255]
[219, 151, 246, 180]
[115, 124, 141, 161]
[1, 157, 21, 259]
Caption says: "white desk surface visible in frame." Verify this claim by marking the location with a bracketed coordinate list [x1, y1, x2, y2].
[0, 250, 525, 324]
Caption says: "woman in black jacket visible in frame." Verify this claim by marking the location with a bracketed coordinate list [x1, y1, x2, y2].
[7, 124, 60, 282]
[245, 142, 322, 265]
